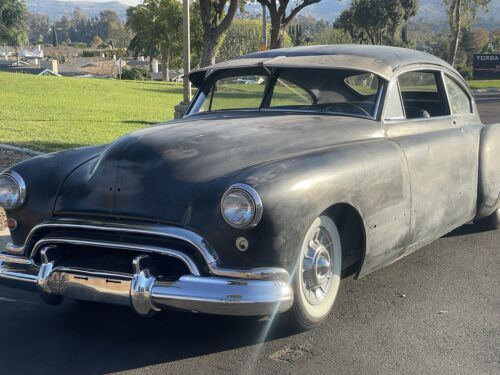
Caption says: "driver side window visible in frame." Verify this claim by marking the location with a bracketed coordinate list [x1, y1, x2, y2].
[398, 71, 449, 119]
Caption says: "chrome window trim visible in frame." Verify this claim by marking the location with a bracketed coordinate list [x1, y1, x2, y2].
[382, 64, 477, 126]
[0, 170, 27, 210]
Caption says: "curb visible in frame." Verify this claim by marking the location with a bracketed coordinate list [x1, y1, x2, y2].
[0, 143, 44, 156]
[472, 88, 500, 93]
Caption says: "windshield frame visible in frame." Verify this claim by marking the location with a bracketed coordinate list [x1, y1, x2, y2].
[186, 67, 387, 121]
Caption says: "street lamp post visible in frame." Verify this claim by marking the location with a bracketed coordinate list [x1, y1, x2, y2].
[175, 0, 192, 118]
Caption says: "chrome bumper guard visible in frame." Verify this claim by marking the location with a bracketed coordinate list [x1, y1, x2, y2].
[0, 251, 293, 316]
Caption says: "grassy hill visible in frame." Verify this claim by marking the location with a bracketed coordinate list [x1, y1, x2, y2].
[0, 72, 182, 152]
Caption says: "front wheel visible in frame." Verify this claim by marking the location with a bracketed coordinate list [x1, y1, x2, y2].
[287, 215, 342, 331]
[476, 208, 500, 230]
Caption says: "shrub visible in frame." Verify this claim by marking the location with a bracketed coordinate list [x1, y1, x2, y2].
[121, 67, 152, 81]
[456, 64, 472, 80]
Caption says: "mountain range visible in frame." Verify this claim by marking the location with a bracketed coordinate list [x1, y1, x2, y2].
[26, 0, 129, 21]
[26, 0, 500, 23]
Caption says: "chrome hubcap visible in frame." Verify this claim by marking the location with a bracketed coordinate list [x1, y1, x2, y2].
[301, 227, 334, 305]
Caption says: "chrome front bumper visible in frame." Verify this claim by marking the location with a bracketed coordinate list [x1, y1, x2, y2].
[0, 218, 294, 316]
[0, 251, 293, 316]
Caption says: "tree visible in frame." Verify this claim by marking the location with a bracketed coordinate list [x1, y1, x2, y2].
[13, 29, 28, 66]
[0, 0, 27, 43]
[27, 13, 51, 44]
[313, 27, 352, 45]
[335, 0, 418, 45]
[91, 35, 103, 49]
[218, 19, 268, 61]
[473, 28, 489, 51]
[189, 1, 204, 68]
[444, 0, 490, 66]
[198, 0, 240, 67]
[335, 8, 368, 44]
[255, 0, 322, 49]
[126, 0, 182, 81]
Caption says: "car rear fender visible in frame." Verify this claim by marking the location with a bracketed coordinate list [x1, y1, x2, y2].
[477, 123, 500, 219]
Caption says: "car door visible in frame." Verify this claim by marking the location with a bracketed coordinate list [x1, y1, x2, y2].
[383, 68, 479, 253]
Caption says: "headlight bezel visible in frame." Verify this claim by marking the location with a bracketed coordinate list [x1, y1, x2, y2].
[0, 171, 27, 210]
[221, 183, 263, 229]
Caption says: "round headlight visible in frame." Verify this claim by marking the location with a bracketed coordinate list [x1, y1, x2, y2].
[221, 184, 263, 228]
[0, 171, 26, 210]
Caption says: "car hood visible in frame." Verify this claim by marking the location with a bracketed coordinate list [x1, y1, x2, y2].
[54, 112, 383, 224]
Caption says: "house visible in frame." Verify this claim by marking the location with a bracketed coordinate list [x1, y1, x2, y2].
[126, 57, 160, 74]
[0, 47, 14, 60]
[0, 58, 60, 77]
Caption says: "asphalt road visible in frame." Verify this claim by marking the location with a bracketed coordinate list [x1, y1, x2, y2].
[0, 93, 499, 375]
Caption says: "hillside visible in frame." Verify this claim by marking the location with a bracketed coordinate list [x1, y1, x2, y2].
[245, 0, 500, 23]
[28, 0, 500, 24]
[26, 0, 129, 21]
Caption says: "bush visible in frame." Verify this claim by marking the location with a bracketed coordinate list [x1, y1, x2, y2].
[82, 50, 95, 57]
[121, 67, 152, 81]
[456, 64, 472, 80]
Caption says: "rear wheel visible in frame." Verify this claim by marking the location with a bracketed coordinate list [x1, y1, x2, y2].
[476, 208, 500, 230]
[287, 215, 342, 331]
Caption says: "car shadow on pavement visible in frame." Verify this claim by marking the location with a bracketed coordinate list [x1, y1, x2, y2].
[444, 222, 492, 237]
[0, 296, 296, 374]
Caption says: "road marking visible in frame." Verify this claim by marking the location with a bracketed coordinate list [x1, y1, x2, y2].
[0, 296, 39, 304]
[0, 297, 19, 302]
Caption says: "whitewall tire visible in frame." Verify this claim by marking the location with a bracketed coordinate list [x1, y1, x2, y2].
[288, 215, 342, 330]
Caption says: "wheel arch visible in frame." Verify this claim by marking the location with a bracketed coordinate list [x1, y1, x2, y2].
[321, 203, 366, 279]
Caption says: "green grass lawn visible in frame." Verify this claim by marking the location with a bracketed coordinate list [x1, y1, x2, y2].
[467, 80, 500, 89]
[0, 72, 182, 152]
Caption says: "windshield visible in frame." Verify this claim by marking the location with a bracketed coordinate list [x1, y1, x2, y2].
[189, 68, 384, 118]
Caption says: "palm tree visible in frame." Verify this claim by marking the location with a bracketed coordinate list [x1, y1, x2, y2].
[13, 30, 28, 66]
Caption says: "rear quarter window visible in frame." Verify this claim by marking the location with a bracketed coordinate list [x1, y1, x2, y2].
[444, 75, 472, 115]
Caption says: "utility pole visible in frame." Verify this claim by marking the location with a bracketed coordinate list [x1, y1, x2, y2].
[183, 0, 191, 103]
[262, 5, 267, 49]
[175, 0, 192, 118]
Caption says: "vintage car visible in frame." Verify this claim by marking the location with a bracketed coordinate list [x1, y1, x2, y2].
[1, 45, 499, 330]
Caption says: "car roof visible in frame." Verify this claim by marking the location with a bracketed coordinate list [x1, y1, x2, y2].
[189, 44, 456, 86]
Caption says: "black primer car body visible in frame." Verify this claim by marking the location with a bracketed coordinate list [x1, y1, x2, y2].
[1, 45, 499, 328]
